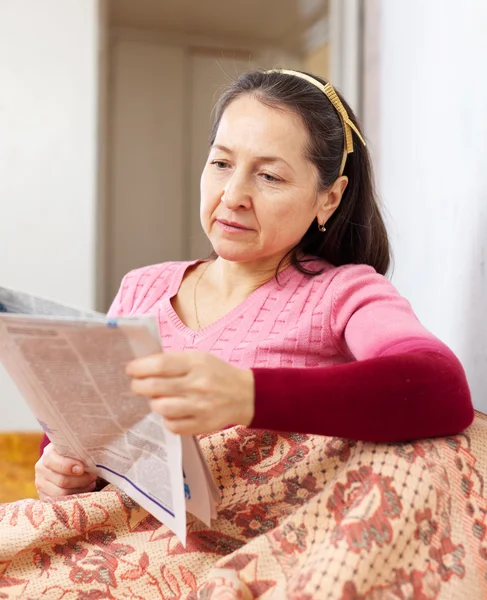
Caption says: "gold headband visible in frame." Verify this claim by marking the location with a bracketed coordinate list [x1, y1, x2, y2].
[265, 69, 366, 176]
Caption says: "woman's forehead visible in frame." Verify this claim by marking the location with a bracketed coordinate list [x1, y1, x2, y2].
[215, 95, 309, 157]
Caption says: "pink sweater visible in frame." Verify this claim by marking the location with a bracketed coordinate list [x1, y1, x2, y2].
[103, 259, 472, 441]
[110, 260, 437, 366]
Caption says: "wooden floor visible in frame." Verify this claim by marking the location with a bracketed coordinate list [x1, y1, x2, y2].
[0, 433, 43, 503]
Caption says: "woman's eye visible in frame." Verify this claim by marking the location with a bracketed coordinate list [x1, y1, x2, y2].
[211, 160, 229, 169]
[261, 173, 281, 183]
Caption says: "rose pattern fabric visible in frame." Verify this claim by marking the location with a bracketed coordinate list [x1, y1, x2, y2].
[1, 413, 487, 598]
[326, 466, 403, 552]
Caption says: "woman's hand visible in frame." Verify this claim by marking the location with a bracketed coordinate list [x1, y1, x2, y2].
[126, 351, 255, 435]
[35, 443, 98, 500]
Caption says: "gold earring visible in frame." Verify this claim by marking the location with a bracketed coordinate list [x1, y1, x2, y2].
[318, 223, 326, 232]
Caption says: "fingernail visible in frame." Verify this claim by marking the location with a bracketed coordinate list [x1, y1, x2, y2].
[88, 481, 97, 491]
[72, 465, 83, 475]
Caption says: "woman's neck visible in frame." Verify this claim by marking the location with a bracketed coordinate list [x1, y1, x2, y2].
[207, 255, 291, 300]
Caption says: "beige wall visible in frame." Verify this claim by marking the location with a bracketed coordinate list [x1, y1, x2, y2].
[303, 43, 330, 80]
[106, 39, 187, 306]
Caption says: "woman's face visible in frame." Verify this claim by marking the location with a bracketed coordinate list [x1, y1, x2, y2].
[200, 94, 332, 266]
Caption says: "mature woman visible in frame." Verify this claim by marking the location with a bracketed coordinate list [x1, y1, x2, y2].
[3, 70, 480, 599]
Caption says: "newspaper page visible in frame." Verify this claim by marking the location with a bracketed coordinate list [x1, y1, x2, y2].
[182, 436, 214, 525]
[0, 285, 102, 319]
[0, 314, 193, 541]
[0, 286, 220, 536]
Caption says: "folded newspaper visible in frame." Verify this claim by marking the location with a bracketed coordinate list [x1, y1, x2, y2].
[0, 286, 220, 545]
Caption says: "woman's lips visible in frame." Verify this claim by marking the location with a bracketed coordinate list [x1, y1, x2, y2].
[216, 219, 253, 232]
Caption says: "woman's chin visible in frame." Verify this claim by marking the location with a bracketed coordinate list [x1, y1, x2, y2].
[210, 241, 260, 264]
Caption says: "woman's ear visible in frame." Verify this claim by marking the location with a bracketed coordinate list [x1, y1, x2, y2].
[316, 176, 348, 224]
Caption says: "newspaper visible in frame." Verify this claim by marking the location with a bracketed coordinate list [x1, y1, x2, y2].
[0, 286, 219, 545]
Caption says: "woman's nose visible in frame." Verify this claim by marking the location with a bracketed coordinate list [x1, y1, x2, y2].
[221, 173, 252, 209]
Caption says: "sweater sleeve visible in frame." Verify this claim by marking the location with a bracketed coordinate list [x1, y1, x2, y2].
[250, 265, 474, 441]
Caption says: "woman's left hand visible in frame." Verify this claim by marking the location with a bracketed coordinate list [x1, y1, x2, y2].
[126, 351, 255, 435]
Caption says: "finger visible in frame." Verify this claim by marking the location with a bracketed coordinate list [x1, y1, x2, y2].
[131, 376, 187, 399]
[149, 397, 196, 419]
[43, 447, 88, 476]
[163, 417, 204, 436]
[37, 479, 97, 500]
[46, 468, 97, 490]
[126, 352, 193, 379]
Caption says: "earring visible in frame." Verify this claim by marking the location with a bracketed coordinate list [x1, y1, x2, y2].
[318, 223, 326, 232]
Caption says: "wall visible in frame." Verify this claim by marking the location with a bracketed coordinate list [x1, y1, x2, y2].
[379, 0, 487, 410]
[303, 44, 329, 80]
[0, 0, 104, 430]
[302, 13, 330, 80]
[329, 0, 362, 113]
[106, 38, 187, 305]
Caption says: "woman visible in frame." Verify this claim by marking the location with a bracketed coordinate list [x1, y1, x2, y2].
[36, 69, 472, 498]
[7, 69, 479, 598]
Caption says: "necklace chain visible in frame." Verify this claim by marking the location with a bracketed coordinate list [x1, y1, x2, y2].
[193, 261, 212, 330]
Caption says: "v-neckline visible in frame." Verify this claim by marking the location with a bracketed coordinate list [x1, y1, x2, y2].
[162, 260, 296, 340]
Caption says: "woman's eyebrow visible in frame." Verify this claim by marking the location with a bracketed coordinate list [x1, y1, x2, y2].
[211, 144, 295, 173]
[255, 155, 293, 169]
[211, 144, 232, 153]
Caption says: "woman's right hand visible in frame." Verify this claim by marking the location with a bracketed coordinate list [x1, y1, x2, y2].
[35, 443, 98, 500]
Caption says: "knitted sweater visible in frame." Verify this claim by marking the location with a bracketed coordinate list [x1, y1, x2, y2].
[40, 259, 473, 455]
[107, 259, 473, 441]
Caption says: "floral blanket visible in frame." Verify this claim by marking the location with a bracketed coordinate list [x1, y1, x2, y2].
[1, 413, 487, 599]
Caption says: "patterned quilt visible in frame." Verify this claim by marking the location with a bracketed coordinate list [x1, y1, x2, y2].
[1, 412, 487, 599]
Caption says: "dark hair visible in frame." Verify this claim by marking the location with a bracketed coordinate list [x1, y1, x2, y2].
[209, 69, 391, 276]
